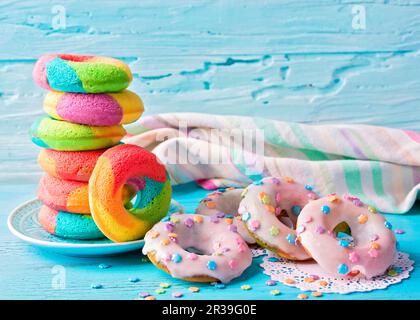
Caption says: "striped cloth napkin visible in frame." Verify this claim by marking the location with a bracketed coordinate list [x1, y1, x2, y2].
[124, 113, 420, 214]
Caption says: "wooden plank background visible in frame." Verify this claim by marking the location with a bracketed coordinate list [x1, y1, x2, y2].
[0, 0, 419, 183]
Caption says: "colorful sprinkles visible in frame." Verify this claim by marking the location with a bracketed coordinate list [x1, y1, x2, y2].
[270, 289, 281, 296]
[172, 292, 183, 298]
[159, 282, 171, 288]
[321, 205, 330, 214]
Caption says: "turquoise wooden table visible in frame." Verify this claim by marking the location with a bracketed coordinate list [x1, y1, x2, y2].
[1, 0, 420, 299]
[0, 182, 418, 300]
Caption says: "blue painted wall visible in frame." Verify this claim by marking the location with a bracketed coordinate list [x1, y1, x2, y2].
[1, 0, 419, 182]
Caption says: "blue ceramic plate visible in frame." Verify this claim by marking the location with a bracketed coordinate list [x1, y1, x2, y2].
[7, 198, 184, 257]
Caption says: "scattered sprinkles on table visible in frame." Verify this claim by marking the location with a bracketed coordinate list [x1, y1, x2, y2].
[172, 292, 183, 298]
[128, 277, 140, 283]
[297, 293, 308, 299]
[91, 283, 103, 289]
[189, 287, 200, 293]
[155, 288, 166, 294]
[98, 263, 111, 269]
[160, 282, 171, 288]
[265, 280, 277, 286]
[311, 292, 323, 297]
[240, 284, 252, 290]
[270, 289, 281, 296]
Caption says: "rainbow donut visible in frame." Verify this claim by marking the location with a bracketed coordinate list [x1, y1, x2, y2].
[195, 188, 256, 244]
[89, 144, 172, 242]
[143, 213, 252, 283]
[31, 117, 126, 151]
[43, 90, 144, 126]
[38, 174, 135, 214]
[37, 174, 93, 214]
[297, 194, 397, 278]
[38, 205, 104, 240]
[238, 176, 317, 260]
[33, 53, 132, 93]
[38, 148, 106, 182]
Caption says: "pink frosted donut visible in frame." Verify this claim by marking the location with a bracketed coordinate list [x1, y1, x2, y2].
[297, 194, 397, 279]
[238, 176, 318, 260]
[142, 213, 252, 283]
[43, 90, 143, 126]
[195, 188, 256, 244]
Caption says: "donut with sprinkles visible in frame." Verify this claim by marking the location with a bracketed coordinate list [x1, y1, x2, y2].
[297, 194, 397, 278]
[195, 188, 256, 244]
[238, 176, 317, 260]
[142, 213, 252, 283]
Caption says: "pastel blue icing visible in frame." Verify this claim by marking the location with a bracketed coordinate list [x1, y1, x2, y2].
[46, 57, 85, 93]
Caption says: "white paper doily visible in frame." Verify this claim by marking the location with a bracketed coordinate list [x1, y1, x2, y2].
[260, 251, 414, 294]
[251, 247, 267, 258]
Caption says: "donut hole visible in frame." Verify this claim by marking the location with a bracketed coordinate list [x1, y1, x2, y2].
[124, 176, 166, 210]
[333, 221, 355, 246]
[125, 192, 139, 209]
[276, 209, 295, 228]
[185, 247, 206, 256]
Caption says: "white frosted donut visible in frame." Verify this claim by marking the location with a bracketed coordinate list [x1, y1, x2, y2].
[297, 194, 397, 278]
[238, 176, 317, 260]
[195, 188, 256, 244]
[142, 213, 252, 283]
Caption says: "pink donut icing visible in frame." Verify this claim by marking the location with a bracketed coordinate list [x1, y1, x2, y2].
[43, 90, 143, 126]
[142, 213, 252, 283]
[297, 194, 397, 278]
[195, 188, 256, 244]
[238, 176, 317, 260]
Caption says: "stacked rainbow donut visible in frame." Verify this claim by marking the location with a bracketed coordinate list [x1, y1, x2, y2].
[31, 53, 145, 240]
